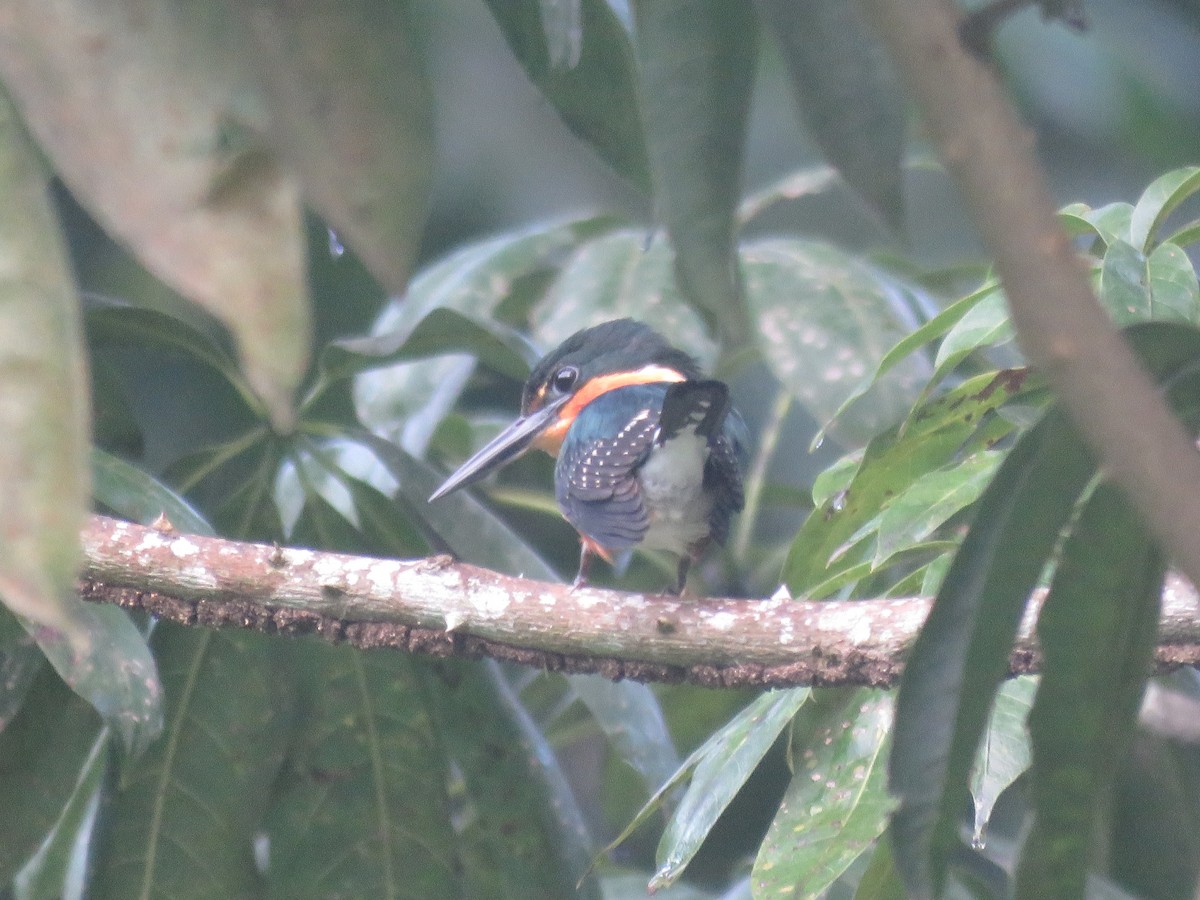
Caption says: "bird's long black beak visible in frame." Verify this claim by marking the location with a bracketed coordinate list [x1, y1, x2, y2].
[428, 394, 570, 501]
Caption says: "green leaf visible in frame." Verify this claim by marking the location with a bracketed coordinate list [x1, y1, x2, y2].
[355, 217, 614, 455]
[0, 1, 310, 427]
[0, 665, 101, 886]
[354, 430, 560, 580]
[422, 659, 601, 900]
[0, 86, 90, 659]
[483, 0, 650, 190]
[853, 839, 907, 900]
[323, 307, 534, 385]
[239, 0, 433, 296]
[532, 229, 719, 369]
[1069, 201, 1134, 249]
[738, 165, 840, 225]
[970, 675, 1036, 845]
[743, 239, 933, 445]
[1129, 165, 1200, 251]
[757, 0, 906, 226]
[651, 688, 811, 889]
[86, 304, 256, 412]
[633, 0, 757, 343]
[752, 689, 894, 898]
[1015, 485, 1165, 898]
[888, 410, 1095, 899]
[0, 608, 43, 734]
[810, 452, 863, 508]
[91, 449, 213, 534]
[91, 625, 294, 900]
[785, 369, 1039, 595]
[265, 645, 459, 899]
[568, 675, 681, 802]
[933, 290, 1015, 380]
[13, 734, 107, 900]
[829, 278, 1000, 432]
[872, 451, 1003, 567]
[1098, 239, 1152, 323]
[1147, 241, 1200, 323]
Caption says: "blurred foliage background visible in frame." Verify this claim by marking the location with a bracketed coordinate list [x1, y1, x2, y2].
[0, 0, 1199, 898]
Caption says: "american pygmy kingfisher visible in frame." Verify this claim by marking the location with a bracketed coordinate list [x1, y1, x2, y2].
[429, 319, 746, 594]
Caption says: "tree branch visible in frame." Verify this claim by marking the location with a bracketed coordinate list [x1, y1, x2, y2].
[860, 0, 1200, 590]
[80, 515, 1200, 688]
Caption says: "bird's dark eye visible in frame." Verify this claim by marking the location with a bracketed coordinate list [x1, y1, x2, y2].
[551, 365, 579, 394]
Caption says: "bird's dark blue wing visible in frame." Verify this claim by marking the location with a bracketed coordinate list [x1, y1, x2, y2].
[554, 385, 666, 551]
[705, 409, 747, 546]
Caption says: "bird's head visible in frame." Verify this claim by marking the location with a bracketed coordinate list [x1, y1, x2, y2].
[428, 319, 701, 501]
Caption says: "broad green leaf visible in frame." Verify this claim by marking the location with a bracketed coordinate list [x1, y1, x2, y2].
[86, 303, 256, 413]
[785, 369, 1039, 594]
[91, 449, 213, 534]
[14, 734, 107, 900]
[0, 86, 90, 654]
[744, 239, 933, 444]
[0, 665, 101, 886]
[933, 290, 1015, 379]
[752, 689, 894, 898]
[0, 608, 43, 733]
[633, 0, 757, 343]
[0, 0, 309, 427]
[872, 451, 1003, 566]
[810, 452, 863, 508]
[422, 659, 601, 900]
[1070, 201, 1134, 249]
[970, 675, 1036, 845]
[355, 217, 615, 455]
[889, 411, 1095, 899]
[91, 625, 294, 900]
[830, 279, 1000, 432]
[532, 229, 718, 369]
[483, 0, 651, 190]
[322, 307, 535, 385]
[265, 645, 459, 899]
[1015, 485, 1164, 898]
[239, 0, 434, 295]
[1098, 239, 1153, 322]
[853, 839, 907, 900]
[1147, 241, 1200, 323]
[1129, 166, 1200, 251]
[1165, 217, 1200, 249]
[651, 688, 811, 889]
[568, 674, 681, 802]
[757, 0, 906, 226]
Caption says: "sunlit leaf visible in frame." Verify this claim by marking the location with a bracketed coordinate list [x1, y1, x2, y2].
[533, 230, 719, 369]
[752, 689, 894, 898]
[757, 0, 906, 226]
[240, 0, 434, 295]
[744, 239, 933, 445]
[785, 369, 1039, 595]
[0, 1, 310, 427]
[633, 0, 757, 343]
[1147, 242, 1200, 323]
[872, 451, 1002, 567]
[970, 675, 1036, 845]
[91, 625, 294, 900]
[651, 688, 811, 890]
[1015, 485, 1164, 898]
[1129, 165, 1200, 251]
[484, 0, 650, 190]
[265, 645, 459, 899]
[933, 291, 1015, 380]
[889, 411, 1095, 898]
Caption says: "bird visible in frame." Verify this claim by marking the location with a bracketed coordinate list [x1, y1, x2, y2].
[429, 318, 746, 594]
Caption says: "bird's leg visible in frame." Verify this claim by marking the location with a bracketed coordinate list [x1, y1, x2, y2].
[572, 542, 595, 589]
[668, 556, 692, 597]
